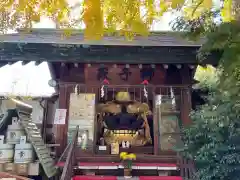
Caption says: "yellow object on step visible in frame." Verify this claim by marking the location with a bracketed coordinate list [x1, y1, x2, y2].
[120, 152, 136, 160]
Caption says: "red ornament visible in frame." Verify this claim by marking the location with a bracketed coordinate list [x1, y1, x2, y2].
[102, 78, 110, 84]
[141, 80, 149, 85]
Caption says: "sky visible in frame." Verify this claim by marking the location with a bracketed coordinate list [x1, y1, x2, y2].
[0, 11, 177, 97]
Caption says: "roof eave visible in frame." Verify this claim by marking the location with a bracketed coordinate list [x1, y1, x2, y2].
[0, 28, 205, 47]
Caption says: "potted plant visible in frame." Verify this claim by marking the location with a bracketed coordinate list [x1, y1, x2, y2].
[120, 152, 136, 178]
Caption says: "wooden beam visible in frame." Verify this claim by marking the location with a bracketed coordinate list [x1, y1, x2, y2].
[8, 62, 15, 65]
[0, 62, 7, 68]
[21, 61, 31, 66]
[35, 61, 42, 66]
[0, 43, 219, 65]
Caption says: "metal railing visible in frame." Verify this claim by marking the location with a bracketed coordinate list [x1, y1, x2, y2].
[60, 125, 79, 180]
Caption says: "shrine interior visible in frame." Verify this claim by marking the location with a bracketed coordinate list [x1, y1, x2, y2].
[63, 63, 188, 155]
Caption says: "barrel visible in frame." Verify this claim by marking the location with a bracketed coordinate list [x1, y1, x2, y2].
[6, 123, 25, 144]
[0, 143, 14, 163]
[14, 143, 34, 163]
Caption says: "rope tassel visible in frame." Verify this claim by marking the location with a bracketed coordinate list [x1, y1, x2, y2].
[101, 85, 104, 98]
[74, 85, 79, 95]
[100, 85, 105, 98]
[100, 78, 109, 98]
[170, 86, 176, 107]
[141, 80, 149, 99]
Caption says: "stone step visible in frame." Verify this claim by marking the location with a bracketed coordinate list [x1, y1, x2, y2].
[18, 111, 57, 178]
[37, 149, 51, 156]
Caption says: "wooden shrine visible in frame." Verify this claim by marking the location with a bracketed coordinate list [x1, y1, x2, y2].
[0, 29, 219, 179]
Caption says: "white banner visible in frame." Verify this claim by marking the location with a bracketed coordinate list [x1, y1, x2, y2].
[54, 109, 67, 124]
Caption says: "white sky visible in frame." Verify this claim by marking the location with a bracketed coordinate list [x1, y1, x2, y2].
[0, 12, 177, 97]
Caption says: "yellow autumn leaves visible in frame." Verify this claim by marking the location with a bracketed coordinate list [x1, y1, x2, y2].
[0, 0, 235, 37]
[83, 0, 233, 39]
[0, 0, 69, 29]
[221, 0, 234, 22]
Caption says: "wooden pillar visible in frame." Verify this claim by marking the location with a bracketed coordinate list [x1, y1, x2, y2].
[153, 92, 160, 155]
[41, 99, 48, 142]
[55, 63, 70, 157]
[54, 86, 68, 156]
[180, 65, 193, 125]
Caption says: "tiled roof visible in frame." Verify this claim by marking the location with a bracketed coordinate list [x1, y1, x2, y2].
[0, 29, 205, 47]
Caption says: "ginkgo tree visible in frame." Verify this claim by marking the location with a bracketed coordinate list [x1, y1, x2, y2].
[0, 0, 237, 38]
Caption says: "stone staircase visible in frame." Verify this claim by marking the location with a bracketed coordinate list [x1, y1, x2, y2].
[18, 110, 57, 178]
